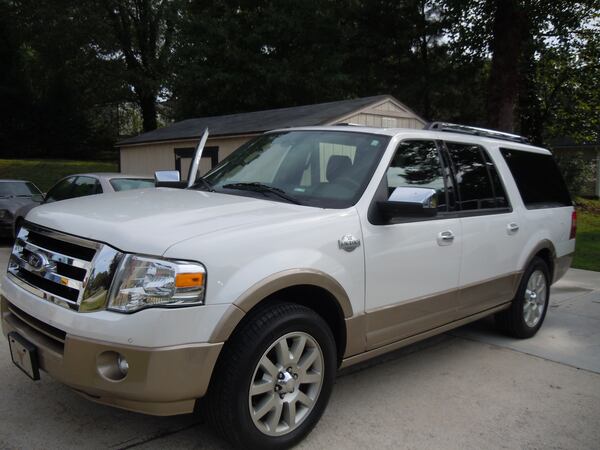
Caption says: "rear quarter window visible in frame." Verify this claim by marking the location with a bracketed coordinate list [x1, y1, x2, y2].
[500, 148, 572, 208]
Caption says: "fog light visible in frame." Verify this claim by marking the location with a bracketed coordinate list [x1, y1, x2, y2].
[117, 355, 129, 375]
[97, 351, 129, 381]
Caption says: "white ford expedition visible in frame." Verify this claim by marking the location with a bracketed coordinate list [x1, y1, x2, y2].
[2, 124, 575, 449]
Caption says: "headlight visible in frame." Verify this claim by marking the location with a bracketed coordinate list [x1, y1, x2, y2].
[107, 255, 206, 313]
[0, 210, 11, 220]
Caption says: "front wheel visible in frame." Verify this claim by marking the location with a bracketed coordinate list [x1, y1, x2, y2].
[204, 302, 337, 449]
[496, 257, 550, 338]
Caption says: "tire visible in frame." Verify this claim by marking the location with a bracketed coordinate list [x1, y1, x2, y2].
[204, 302, 337, 449]
[496, 257, 550, 338]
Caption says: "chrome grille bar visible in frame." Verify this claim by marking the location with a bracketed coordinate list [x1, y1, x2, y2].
[7, 224, 122, 312]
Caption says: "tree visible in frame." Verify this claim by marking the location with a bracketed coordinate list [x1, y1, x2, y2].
[445, 0, 598, 133]
[99, 0, 179, 131]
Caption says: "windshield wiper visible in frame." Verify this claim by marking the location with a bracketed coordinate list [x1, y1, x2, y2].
[192, 177, 214, 192]
[222, 182, 303, 205]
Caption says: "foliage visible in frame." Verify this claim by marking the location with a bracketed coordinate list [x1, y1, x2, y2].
[0, 159, 118, 191]
[555, 151, 596, 196]
[0, 0, 598, 161]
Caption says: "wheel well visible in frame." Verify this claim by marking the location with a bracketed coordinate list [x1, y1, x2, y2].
[534, 248, 554, 280]
[238, 285, 347, 366]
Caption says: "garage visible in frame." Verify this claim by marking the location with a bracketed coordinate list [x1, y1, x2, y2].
[117, 95, 425, 180]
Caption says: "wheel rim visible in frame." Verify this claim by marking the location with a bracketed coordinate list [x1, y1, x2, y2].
[248, 331, 324, 437]
[523, 269, 547, 328]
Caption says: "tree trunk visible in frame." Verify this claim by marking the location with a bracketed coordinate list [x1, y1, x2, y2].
[486, 0, 529, 132]
[138, 90, 158, 131]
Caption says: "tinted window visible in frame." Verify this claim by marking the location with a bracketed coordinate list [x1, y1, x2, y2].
[45, 177, 76, 203]
[110, 178, 155, 191]
[386, 140, 447, 211]
[70, 176, 102, 198]
[446, 142, 508, 211]
[500, 148, 571, 208]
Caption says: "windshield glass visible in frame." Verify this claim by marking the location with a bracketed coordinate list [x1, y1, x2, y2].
[110, 178, 155, 191]
[200, 130, 390, 208]
[0, 181, 42, 197]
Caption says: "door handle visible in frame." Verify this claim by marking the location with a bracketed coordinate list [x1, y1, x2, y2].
[437, 230, 455, 246]
[507, 222, 519, 234]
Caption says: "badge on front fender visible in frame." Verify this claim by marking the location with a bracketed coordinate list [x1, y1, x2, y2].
[338, 234, 361, 252]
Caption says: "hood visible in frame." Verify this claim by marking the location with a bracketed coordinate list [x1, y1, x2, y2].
[26, 188, 319, 255]
[0, 196, 42, 214]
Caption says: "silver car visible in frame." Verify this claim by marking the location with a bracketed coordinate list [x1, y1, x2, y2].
[13, 173, 154, 236]
[0, 180, 44, 238]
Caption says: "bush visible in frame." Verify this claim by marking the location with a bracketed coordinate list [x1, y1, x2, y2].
[554, 151, 595, 196]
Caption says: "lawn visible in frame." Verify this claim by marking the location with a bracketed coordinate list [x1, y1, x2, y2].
[573, 198, 600, 272]
[0, 159, 118, 192]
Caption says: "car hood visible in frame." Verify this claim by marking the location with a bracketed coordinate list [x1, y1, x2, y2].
[26, 188, 321, 255]
[0, 196, 42, 214]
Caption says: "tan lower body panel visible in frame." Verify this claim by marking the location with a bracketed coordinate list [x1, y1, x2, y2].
[341, 302, 511, 369]
[554, 252, 574, 283]
[363, 272, 521, 351]
[1, 297, 223, 416]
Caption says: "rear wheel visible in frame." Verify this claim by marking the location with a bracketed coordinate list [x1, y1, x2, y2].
[204, 302, 337, 449]
[496, 257, 550, 338]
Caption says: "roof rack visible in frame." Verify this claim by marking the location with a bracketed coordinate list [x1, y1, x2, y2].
[425, 122, 530, 144]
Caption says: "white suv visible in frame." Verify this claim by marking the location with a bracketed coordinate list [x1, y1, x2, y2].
[2, 124, 575, 449]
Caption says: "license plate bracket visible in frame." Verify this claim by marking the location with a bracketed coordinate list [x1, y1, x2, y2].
[8, 332, 40, 380]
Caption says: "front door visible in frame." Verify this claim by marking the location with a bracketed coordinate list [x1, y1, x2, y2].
[362, 139, 462, 350]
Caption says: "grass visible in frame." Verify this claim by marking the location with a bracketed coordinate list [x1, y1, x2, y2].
[0, 159, 118, 192]
[573, 197, 600, 272]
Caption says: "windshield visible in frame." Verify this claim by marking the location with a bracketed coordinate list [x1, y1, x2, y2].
[110, 178, 155, 191]
[200, 130, 390, 208]
[0, 181, 42, 197]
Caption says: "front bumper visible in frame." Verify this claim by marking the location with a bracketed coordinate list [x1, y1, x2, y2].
[1, 296, 223, 416]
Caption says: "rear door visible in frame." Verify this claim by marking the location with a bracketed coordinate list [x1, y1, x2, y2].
[443, 141, 526, 316]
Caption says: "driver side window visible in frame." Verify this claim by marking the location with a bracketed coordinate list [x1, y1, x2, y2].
[386, 140, 448, 212]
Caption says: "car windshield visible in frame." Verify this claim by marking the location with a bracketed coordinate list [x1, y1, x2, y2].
[199, 130, 390, 208]
[0, 181, 42, 198]
[109, 178, 155, 191]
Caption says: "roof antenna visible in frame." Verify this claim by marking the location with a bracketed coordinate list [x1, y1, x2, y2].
[187, 128, 209, 188]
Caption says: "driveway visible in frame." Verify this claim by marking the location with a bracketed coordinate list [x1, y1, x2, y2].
[0, 242, 599, 449]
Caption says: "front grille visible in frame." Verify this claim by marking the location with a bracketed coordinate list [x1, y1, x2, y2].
[8, 224, 121, 312]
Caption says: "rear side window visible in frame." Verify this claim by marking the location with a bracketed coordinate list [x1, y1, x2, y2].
[446, 142, 509, 211]
[500, 148, 571, 208]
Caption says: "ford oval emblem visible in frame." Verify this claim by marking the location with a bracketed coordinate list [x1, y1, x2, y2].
[27, 251, 48, 273]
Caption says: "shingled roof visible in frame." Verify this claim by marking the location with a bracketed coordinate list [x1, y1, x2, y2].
[117, 95, 415, 146]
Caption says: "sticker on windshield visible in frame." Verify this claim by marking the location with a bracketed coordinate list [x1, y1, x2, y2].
[371, 140, 380, 146]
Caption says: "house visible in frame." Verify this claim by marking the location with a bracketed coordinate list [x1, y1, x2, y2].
[116, 95, 426, 179]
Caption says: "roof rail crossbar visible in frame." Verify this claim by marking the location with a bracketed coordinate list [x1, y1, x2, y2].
[425, 122, 530, 144]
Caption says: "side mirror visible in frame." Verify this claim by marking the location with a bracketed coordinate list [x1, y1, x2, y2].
[154, 170, 187, 188]
[377, 187, 438, 221]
